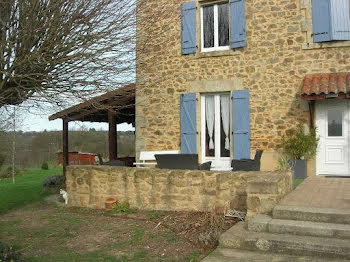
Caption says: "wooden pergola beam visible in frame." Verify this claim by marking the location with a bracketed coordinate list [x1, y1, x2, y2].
[108, 110, 118, 161]
[49, 83, 135, 121]
[63, 119, 69, 177]
[65, 93, 135, 122]
[308, 100, 315, 129]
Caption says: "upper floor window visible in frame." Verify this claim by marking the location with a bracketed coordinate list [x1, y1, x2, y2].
[201, 3, 230, 52]
[312, 0, 350, 43]
[181, 0, 247, 55]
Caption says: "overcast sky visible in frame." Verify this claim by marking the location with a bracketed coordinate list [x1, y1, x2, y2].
[19, 111, 134, 132]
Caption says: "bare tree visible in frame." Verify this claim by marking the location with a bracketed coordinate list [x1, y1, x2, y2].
[0, 0, 137, 108]
[0, 105, 24, 183]
[0, 106, 16, 130]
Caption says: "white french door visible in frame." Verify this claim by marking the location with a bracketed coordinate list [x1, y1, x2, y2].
[201, 94, 231, 170]
[316, 100, 350, 176]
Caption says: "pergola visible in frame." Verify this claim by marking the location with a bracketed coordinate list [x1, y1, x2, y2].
[49, 83, 135, 174]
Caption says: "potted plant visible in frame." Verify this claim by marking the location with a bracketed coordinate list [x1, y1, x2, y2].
[281, 124, 319, 179]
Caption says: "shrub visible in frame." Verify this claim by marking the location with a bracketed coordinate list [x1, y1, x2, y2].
[198, 206, 226, 248]
[0, 154, 5, 170]
[0, 242, 23, 262]
[111, 202, 136, 214]
[43, 175, 65, 194]
[281, 124, 319, 160]
[41, 162, 49, 170]
[0, 167, 18, 179]
[277, 155, 292, 172]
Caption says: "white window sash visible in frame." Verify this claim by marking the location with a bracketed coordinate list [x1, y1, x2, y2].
[201, 94, 231, 164]
[201, 4, 230, 53]
[214, 95, 221, 158]
[214, 5, 219, 50]
[201, 96, 206, 162]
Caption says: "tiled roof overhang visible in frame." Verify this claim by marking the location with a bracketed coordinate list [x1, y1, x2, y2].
[301, 73, 350, 101]
[49, 83, 135, 123]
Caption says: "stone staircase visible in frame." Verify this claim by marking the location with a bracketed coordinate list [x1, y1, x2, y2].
[203, 205, 350, 261]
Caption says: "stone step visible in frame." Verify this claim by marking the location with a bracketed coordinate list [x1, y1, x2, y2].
[220, 222, 350, 259]
[273, 205, 350, 224]
[202, 248, 349, 262]
[248, 214, 350, 239]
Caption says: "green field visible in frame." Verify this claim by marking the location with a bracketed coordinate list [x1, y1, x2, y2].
[0, 168, 62, 214]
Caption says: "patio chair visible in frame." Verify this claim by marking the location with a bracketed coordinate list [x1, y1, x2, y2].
[97, 154, 125, 166]
[198, 161, 212, 170]
[231, 150, 263, 171]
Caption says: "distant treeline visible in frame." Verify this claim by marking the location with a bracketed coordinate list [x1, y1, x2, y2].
[0, 130, 135, 167]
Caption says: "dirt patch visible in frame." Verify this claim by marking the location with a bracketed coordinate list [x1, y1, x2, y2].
[0, 202, 238, 261]
[67, 206, 237, 250]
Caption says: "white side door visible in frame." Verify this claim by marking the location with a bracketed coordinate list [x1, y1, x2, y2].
[316, 100, 349, 176]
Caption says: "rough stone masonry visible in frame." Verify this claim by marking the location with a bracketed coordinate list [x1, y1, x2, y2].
[135, 0, 350, 173]
[66, 166, 292, 219]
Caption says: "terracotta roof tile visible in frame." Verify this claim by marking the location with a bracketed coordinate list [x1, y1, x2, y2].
[301, 72, 350, 100]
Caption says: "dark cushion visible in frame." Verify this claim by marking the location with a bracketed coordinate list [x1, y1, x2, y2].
[155, 154, 198, 170]
[103, 160, 125, 166]
[198, 161, 212, 170]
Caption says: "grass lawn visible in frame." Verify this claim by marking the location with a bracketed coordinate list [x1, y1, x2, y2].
[0, 168, 62, 214]
[0, 167, 234, 261]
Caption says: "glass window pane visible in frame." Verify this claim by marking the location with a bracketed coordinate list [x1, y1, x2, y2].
[205, 96, 215, 157]
[218, 3, 229, 47]
[206, 124, 215, 157]
[203, 6, 214, 48]
[220, 94, 230, 157]
[220, 121, 230, 157]
[328, 110, 342, 136]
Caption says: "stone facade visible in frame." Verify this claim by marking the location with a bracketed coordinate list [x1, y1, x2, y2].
[135, 0, 350, 173]
[66, 166, 292, 219]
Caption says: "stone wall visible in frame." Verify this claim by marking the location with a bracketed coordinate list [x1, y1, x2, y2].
[135, 0, 350, 173]
[66, 166, 292, 219]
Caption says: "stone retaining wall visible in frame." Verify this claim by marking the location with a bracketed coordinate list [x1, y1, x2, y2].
[66, 166, 292, 219]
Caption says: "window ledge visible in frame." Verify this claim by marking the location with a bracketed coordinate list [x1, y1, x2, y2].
[194, 49, 241, 59]
[302, 41, 350, 50]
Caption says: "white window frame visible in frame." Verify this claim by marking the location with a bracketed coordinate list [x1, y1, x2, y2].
[201, 94, 231, 171]
[200, 3, 230, 53]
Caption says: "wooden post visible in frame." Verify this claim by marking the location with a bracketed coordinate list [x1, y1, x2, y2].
[63, 119, 69, 177]
[308, 101, 315, 129]
[108, 110, 117, 160]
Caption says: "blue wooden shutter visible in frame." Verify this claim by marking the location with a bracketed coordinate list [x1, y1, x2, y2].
[180, 93, 197, 154]
[233, 90, 250, 159]
[181, 1, 197, 55]
[230, 0, 247, 48]
[312, 0, 332, 42]
[330, 0, 350, 40]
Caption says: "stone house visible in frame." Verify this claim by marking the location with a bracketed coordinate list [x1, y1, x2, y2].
[135, 0, 350, 176]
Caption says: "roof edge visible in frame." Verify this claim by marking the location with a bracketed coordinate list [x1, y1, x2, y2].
[49, 83, 135, 121]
